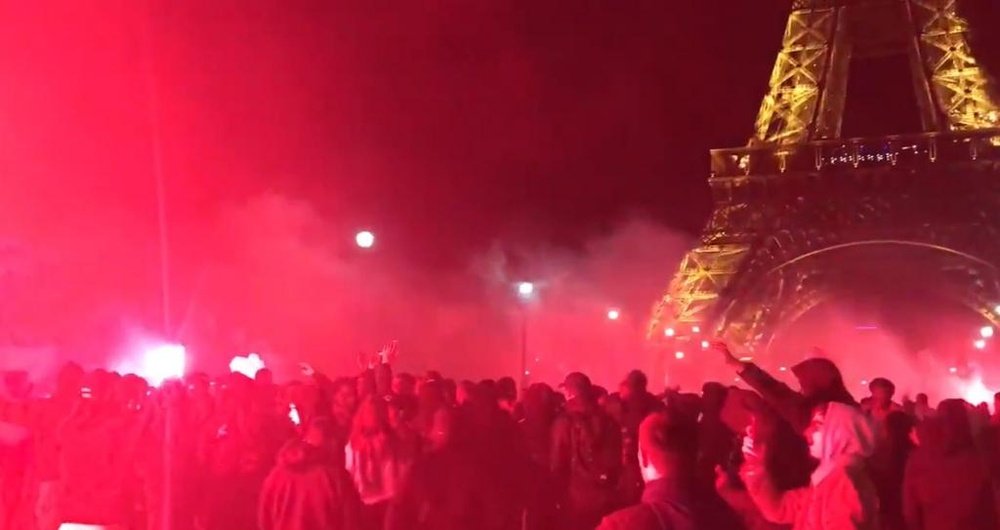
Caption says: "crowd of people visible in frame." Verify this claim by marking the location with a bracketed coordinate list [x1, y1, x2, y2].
[1, 342, 1000, 530]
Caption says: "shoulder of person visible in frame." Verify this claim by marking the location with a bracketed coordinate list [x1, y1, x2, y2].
[597, 504, 665, 530]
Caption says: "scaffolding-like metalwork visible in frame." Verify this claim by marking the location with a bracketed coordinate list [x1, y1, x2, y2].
[652, 0, 1000, 350]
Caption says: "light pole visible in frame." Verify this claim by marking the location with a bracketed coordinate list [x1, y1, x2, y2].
[516, 282, 535, 389]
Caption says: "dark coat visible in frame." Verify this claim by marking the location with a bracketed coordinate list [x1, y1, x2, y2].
[258, 440, 364, 530]
[596, 478, 744, 530]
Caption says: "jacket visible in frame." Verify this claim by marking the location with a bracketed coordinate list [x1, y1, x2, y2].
[258, 440, 363, 530]
[743, 403, 880, 530]
[596, 478, 744, 530]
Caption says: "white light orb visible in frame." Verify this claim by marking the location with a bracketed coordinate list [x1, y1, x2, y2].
[142, 344, 186, 387]
[674, 351, 685, 360]
[607, 309, 621, 320]
[981, 326, 994, 339]
[517, 281, 535, 298]
[664, 327, 675, 337]
[355, 230, 375, 249]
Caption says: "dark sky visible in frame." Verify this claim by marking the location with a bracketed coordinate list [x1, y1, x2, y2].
[5, 2, 997, 262]
[0, 2, 793, 253]
[0, 1, 998, 373]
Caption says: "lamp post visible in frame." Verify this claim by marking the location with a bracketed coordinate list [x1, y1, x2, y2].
[516, 282, 535, 389]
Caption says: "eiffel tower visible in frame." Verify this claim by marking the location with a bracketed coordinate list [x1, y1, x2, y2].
[651, 0, 1000, 351]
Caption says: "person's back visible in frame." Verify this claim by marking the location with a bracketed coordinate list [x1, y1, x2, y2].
[386, 409, 532, 530]
[259, 419, 363, 530]
[552, 373, 623, 530]
[598, 411, 743, 530]
[903, 400, 998, 530]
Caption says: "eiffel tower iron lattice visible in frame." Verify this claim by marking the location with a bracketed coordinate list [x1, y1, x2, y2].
[651, 0, 1000, 351]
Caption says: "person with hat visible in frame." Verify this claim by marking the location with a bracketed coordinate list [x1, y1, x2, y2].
[551, 372, 623, 530]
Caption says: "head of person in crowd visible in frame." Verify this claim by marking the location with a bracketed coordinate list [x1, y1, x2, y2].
[302, 415, 338, 450]
[78, 369, 116, 411]
[255, 368, 274, 386]
[701, 382, 728, 417]
[805, 401, 877, 483]
[620, 370, 649, 402]
[868, 377, 896, 408]
[497, 377, 517, 407]
[916, 393, 930, 407]
[477, 379, 497, 400]
[357, 370, 376, 400]
[637, 410, 698, 483]
[351, 396, 392, 444]
[560, 372, 594, 404]
[441, 378, 457, 406]
[791, 357, 856, 406]
[375, 362, 393, 396]
[593, 385, 610, 406]
[917, 398, 975, 454]
[331, 377, 359, 419]
[418, 379, 445, 413]
[522, 383, 556, 422]
[455, 380, 476, 406]
[55, 361, 85, 399]
[392, 372, 417, 397]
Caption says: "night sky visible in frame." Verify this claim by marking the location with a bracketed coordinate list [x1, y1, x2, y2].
[4, 2, 998, 261]
[0, 1, 998, 378]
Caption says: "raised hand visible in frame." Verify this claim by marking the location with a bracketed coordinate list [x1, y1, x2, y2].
[711, 341, 743, 368]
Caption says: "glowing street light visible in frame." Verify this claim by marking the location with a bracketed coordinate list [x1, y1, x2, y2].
[700, 340, 710, 349]
[981, 326, 995, 339]
[607, 308, 621, 321]
[664, 327, 675, 337]
[355, 230, 375, 249]
[515, 281, 536, 389]
[692, 325, 701, 334]
[949, 366, 959, 374]
[975, 339, 987, 350]
[142, 344, 186, 387]
[674, 351, 685, 360]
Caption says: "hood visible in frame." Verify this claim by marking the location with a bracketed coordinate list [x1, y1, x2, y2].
[277, 439, 334, 471]
[811, 402, 876, 485]
[792, 358, 855, 405]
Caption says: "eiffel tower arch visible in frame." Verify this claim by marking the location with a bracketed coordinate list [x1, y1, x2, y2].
[651, 0, 1000, 351]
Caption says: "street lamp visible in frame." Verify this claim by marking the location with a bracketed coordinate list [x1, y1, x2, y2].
[355, 230, 375, 249]
[515, 281, 535, 388]
[607, 308, 621, 321]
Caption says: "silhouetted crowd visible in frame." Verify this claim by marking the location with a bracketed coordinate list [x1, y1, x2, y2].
[3, 342, 1000, 530]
